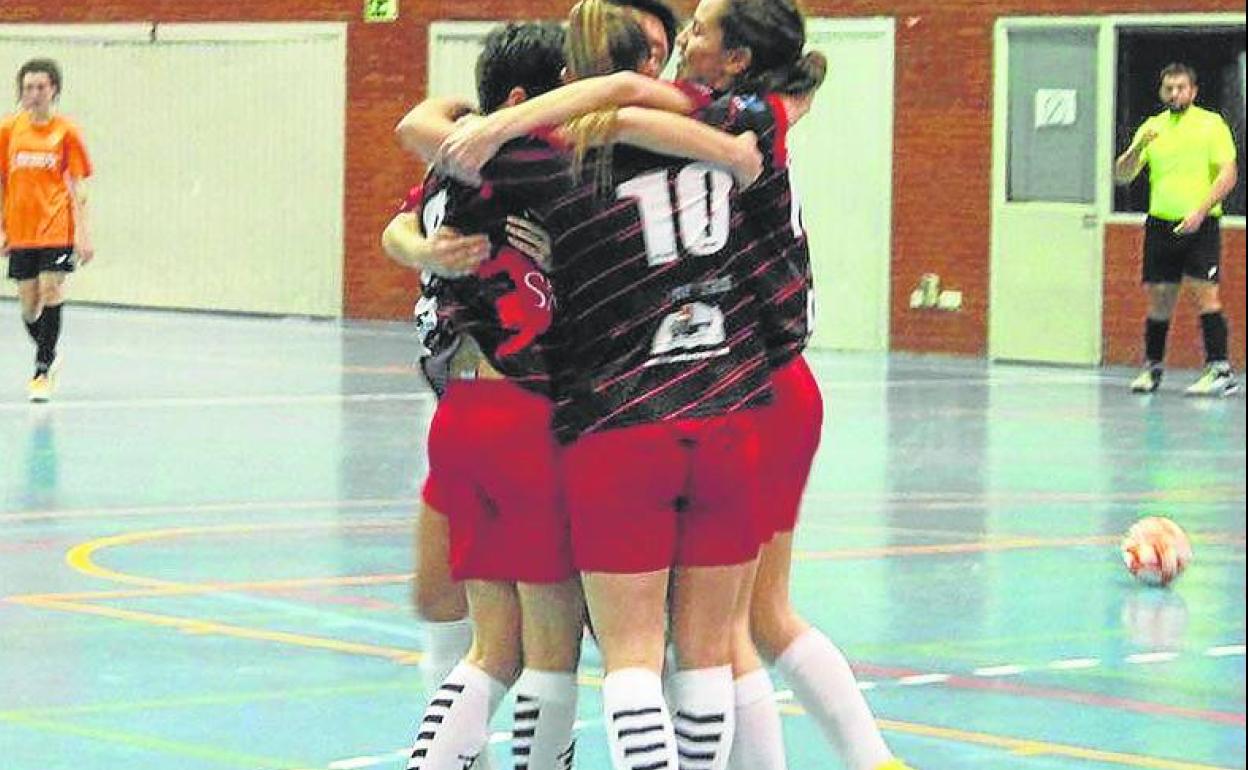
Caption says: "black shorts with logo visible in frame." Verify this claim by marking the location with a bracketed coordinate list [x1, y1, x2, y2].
[5, 246, 76, 281]
[1142, 215, 1222, 285]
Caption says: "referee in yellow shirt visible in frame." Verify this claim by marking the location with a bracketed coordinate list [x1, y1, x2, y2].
[1115, 62, 1239, 396]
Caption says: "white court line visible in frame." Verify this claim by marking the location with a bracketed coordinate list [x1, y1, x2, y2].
[1205, 644, 1246, 657]
[0, 392, 433, 413]
[0, 497, 420, 522]
[817, 374, 1115, 391]
[329, 756, 399, 770]
[898, 674, 951, 686]
[1047, 658, 1101, 670]
[1125, 652, 1180, 665]
[972, 665, 1027, 677]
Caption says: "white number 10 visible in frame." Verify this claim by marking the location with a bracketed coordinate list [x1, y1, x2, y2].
[617, 162, 733, 266]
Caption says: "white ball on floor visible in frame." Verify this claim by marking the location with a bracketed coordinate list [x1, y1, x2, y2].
[1121, 516, 1193, 588]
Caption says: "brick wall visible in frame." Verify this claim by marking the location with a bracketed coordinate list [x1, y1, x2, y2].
[1104, 224, 1246, 369]
[4, 0, 1242, 362]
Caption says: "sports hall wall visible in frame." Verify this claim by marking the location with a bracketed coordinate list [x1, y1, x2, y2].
[2, 0, 1242, 368]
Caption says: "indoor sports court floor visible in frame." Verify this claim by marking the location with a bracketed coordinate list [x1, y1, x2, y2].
[1, 304, 1244, 770]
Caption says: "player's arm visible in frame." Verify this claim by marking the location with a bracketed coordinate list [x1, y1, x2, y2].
[1176, 159, 1239, 235]
[1115, 123, 1158, 185]
[68, 176, 93, 264]
[438, 72, 697, 176]
[614, 108, 763, 189]
[395, 98, 477, 163]
[1176, 119, 1240, 235]
[381, 212, 490, 276]
[1200, 159, 1239, 216]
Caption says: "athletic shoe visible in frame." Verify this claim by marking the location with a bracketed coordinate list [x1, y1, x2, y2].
[27, 374, 52, 402]
[1130, 366, 1162, 394]
[1184, 364, 1241, 397]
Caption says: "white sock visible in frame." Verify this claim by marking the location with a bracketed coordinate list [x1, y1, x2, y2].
[407, 662, 506, 770]
[775, 629, 893, 770]
[603, 668, 679, 770]
[725, 669, 787, 770]
[668, 666, 735, 770]
[512, 669, 578, 770]
[420, 619, 473, 693]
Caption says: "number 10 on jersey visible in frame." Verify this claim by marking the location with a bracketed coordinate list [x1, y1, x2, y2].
[616, 162, 734, 267]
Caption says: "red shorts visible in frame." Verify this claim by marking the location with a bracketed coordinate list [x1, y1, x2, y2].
[756, 356, 823, 538]
[562, 412, 762, 573]
[422, 379, 573, 583]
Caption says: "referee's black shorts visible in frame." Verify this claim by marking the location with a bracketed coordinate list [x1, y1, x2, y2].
[1142, 215, 1222, 285]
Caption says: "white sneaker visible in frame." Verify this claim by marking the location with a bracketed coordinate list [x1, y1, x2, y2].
[27, 374, 52, 402]
[1130, 366, 1162, 394]
[1184, 364, 1241, 397]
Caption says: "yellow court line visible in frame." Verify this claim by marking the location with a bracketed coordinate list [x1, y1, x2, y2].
[0, 680, 414, 720]
[868, 715, 1238, 770]
[19, 597, 426, 665]
[8, 572, 411, 603]
[62, 522, 409, 588]
[30, 524, 1248, 770]
[796, 532, 1246, 561]
[0, 713, 311, 769]
[59, 524, 1245, 595]
[10, 595, 1237, 770]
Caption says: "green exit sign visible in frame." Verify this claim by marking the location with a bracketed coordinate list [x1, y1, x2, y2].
[364, 0, 398, 22]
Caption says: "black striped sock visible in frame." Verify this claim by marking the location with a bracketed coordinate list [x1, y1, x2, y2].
[603, 669, 678, 770]
[668, 666, 735, 770]
[406, 663, 502, 770]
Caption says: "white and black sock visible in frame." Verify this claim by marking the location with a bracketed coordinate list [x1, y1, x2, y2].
[512, 669, 578, 770]
[603, 668, 679, 770]
[725, 669, 786, 770]
[775, 629, 893, 770]
[407, 662, 506, 770]
[420, 619, 473, 693]
[669, 666, 734, 770]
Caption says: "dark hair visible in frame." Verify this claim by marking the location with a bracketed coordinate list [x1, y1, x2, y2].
[719, 0, 826, 96]
[476, 22, 567, 114]
[1159, 62, 1198, 87]
[610, 0, 678, 63]
[16, 58, 62, 99]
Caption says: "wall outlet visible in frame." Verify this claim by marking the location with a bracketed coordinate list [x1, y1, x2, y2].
[937, 290, 963, 311]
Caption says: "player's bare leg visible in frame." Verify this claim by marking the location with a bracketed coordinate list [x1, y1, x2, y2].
[582, 569, 679, 770]
[512, 578, 585, 769]
[669, 563, 751, 770]
[751, 531, 902, 770]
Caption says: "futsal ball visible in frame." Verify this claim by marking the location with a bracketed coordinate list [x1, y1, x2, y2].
[1121, 517, 1193, 587]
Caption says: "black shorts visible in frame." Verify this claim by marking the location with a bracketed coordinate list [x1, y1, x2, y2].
[6, 246, 76, 281]
[1142, 216, 1222, 285]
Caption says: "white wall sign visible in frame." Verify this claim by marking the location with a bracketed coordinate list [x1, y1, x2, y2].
[1035, 88, 1077, 128]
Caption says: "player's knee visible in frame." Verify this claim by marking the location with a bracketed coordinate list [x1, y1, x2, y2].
[37, 284, 62, 307]
[750, 602, 801, 661]
[413, 581, 467, 623]
[468, 631, 523, 682]
[674, 625, 733, 670]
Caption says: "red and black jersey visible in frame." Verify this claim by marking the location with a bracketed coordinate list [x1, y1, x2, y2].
[408, 135, 573, 397]
[691, 86, 813, 370]
[518, 142, 773, 443]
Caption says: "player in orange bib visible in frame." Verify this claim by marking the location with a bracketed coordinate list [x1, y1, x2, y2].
[0, 59, 94, 402]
